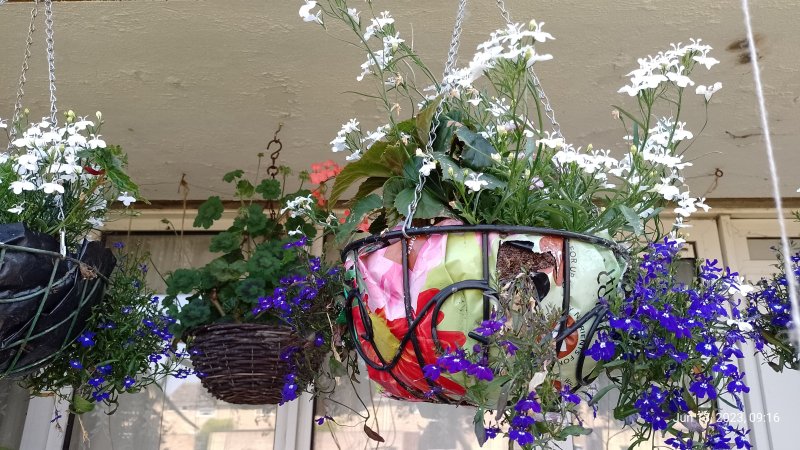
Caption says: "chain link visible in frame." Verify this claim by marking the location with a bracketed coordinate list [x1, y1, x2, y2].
[401, 0, 468, 237]
[494, 0, 562, 139]
[44, 0, 57, 125]
[10, 1, 40, 146]
[266, 124, 283, 219]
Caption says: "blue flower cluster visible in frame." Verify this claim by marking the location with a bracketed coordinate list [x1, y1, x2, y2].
[600, 238, 755, 448]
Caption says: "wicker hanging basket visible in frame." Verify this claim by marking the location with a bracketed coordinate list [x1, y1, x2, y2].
[0, 223, 115, 377]
[342, 223, 628, 405]
[187, 323, 298, 405]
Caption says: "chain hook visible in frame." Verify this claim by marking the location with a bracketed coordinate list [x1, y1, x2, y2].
[266, 123, 283, 219]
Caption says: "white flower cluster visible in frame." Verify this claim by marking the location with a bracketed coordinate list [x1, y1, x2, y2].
[280, 195, 315, 218]
[329, 118, 388, 162]
[444, 21, 553, 90]
[619, 39, 721, 99]
[1, 113, 133, 226]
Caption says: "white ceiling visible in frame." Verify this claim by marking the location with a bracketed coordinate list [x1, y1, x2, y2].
[0, 0, 798, 202]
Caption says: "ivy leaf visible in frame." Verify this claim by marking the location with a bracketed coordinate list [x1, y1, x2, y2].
[454, 126, 499, 170]
[223, 170, 244, 183]
[394, 188, 446, 219]
[255, 179, 281, 200]
[194, 196, 224, 229]
[209, 231, 242, 254]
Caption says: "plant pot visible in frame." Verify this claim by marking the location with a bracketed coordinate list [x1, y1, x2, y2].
[0, 223, 115, 377]
[187, 323, 298, 405]
[341, 221, 627, 405]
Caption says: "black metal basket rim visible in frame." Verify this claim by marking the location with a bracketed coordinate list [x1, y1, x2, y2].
[341, 224, 629, 261]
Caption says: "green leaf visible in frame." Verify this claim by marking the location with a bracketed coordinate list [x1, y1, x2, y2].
[381, 177, 407, 212]
[379, 143, 410, 175]
[432, 110, 461, 154]
[363, 424, 385, 443]
[330, 141, 394, 204]
[474, 410, 487, 447]
[165, 268, 201, 296]
[209, 231, 242, 254]
[619, 205, 644, 235]
[338, 194, 382, 241]
[71, 395, 96, 414]
[354, 177, 389, 203]
[194, 196, 224, 229]
[394, 188, 446, 219]
[236, 179, 255, 199]
[558, 425, 592, 439]
[329, 358, 348, 378]
[588, 384, 617, 406]
[223, 170, 244, 183]
[415, 96, 443, 146]
[244, 204, 268, 236]
[255, 179, 281, 200]
[454, 126, 499, 170]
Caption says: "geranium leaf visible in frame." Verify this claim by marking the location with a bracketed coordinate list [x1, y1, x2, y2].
[454, 126, 498, 170]
[255, 179, 281, 200]
[235, 179, 255, 199]
[194, 196, 224, 229]
[222, 170, 244, 183]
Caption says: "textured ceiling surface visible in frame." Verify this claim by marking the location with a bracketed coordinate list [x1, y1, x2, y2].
[0, 0, 797, 202]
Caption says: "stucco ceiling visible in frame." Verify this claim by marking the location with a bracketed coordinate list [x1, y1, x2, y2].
[0, 0, 798, 202]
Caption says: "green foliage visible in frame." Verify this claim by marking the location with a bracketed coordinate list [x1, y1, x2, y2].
[23, 243, 185, 414]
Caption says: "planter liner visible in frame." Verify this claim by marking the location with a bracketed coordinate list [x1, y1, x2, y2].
[342, 221, 627, 405]
[0, 223, 115, 377]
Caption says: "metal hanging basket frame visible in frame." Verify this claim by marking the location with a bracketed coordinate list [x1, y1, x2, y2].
[0, 234, 114, 377]
[342, 224, 628, 404]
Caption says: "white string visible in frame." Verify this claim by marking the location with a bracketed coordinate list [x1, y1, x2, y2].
[740, 0, 800, 352]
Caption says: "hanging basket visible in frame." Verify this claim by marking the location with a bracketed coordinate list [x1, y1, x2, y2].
[187, 323, 298, 405]
[342, 221, 628, 405]
[0, 223, 115, 377]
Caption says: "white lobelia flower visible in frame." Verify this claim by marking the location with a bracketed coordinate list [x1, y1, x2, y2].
[88, 134, 106, 149]
[345, 150, 362, 162]
[464, 173, 489, 192]
[340, 118, 360, 134]
[363, 11, 394, 41]
[693, 52, 720, 70]
[383, 33, 404, 52]
[117, 191, 137, 206]
[299, 1, 322, 24]
[280, 195, 314, 218]
[86, 216, 105, 228]
[287, 227, 304, 236]
[7, 204, 24, 215]
[9, 180, 36, 194]
[528, 20, 555, 43]
[346, 8, 360, 25]
[419, 156, 437, 176]
[536, 131, 564, 149]
[695, 82, 722, 101]
[73, 116, 94, 131]
[665, 67, 694, 88]
[0, 118, 6, 129]
[725, 318, 754, 333]
[330, 135, 348, 153]
[41, 182, 65, 194]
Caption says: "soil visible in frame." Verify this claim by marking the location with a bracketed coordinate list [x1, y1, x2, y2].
[496, 242, 556, 283]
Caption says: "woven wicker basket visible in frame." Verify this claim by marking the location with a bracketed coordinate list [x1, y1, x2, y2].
[188, 323, 297, 405]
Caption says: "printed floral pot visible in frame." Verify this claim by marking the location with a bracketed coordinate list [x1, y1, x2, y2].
[342, 220, 626, 405]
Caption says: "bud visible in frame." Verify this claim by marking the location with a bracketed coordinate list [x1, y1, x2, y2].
[95, 111, 103, 122]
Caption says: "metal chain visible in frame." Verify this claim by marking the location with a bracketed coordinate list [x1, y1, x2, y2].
[401, 0, 468, 236]
[10, 0, 40, 146]
[494, 0, 562, 139]
[44, 0, 57, 125]
[266, 124, 283, 219]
